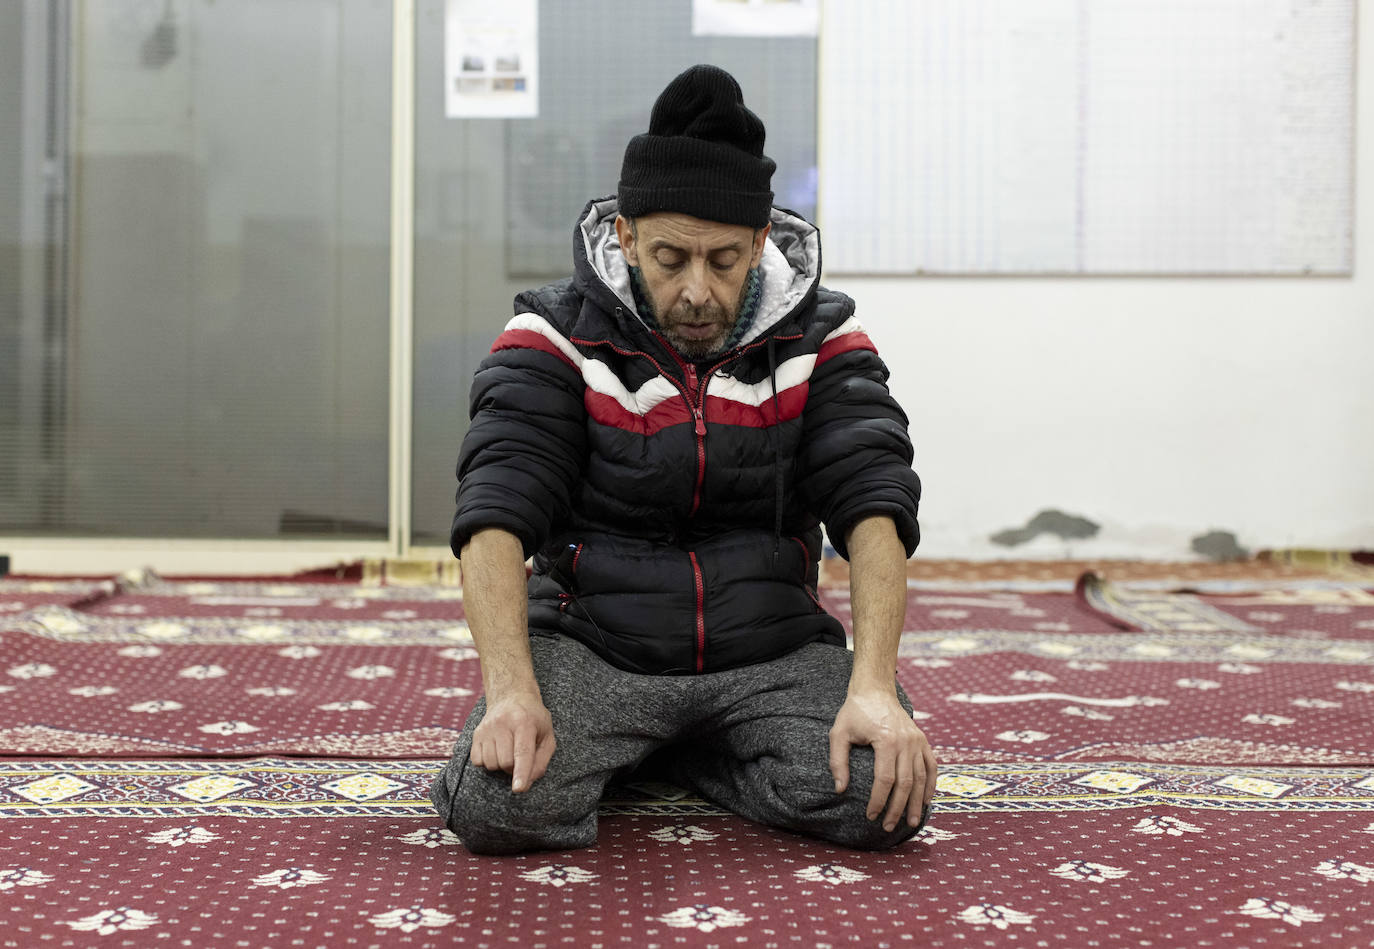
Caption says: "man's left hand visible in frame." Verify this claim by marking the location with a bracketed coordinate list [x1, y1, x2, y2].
[828, 689, 937, 832]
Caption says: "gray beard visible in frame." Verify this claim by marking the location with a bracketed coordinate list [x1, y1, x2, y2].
[648, 278, 752, 360]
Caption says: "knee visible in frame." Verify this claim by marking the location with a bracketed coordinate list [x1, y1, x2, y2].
[764, 758, 925, 852]
[430, 759, 597, 856]
[802, 785, 923, 851]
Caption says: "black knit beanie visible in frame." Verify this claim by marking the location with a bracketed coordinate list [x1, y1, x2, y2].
[618, 65, 776, 228]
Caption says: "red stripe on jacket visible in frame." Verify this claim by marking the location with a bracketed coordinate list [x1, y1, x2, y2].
[815, 331, 877, 368]
[586, 384, 811, 436]
[490, 328, 577, 369]
[703, 383, 809, 428]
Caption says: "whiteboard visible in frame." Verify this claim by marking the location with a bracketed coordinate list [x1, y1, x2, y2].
[818, 0, 1355, 275]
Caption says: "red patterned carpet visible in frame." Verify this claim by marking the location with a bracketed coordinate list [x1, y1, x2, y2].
[3, 561, 1374, 947]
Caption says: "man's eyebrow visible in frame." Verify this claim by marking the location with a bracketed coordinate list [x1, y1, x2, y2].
[645, 239, 746, 255]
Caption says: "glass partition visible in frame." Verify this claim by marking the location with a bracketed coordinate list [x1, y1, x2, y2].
[0, 0, 392, 540]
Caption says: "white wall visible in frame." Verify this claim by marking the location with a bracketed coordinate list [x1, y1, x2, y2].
[834, 11, 1373, 560]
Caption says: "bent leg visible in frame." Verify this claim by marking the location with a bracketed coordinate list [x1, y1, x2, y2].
[430, 635, 688, 855]
[671, 643, 928, 851]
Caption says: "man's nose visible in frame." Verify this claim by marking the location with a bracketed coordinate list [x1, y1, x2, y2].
[682, 262, 710, 307]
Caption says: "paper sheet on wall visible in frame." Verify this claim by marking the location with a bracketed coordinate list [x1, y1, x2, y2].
[444, 0, 538, 118]
[692, 0, 819, 38]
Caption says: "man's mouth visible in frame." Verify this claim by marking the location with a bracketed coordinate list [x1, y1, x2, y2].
[675, 321, 718, 340]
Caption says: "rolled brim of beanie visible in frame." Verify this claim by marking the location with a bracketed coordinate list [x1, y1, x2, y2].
[618, 184, 775, 229]
[618, 134, 775, 228]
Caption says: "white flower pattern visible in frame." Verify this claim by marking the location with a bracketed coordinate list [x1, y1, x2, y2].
[0, 867, 54, 890]
[251, 868, 330, 889]
[648, 824, 719, 844]
[1313, 860, 1374, 883]
[128, 700, 183, 713]
[7, 663, 57, 679]
[1236, 897, 1324, 926]
[996, 730, 1051, 743]
[147, 826, 219, 847]
[197, 720, 260, 735]
[1062, 705, 1114, 720]
[67, 685, 118, 697]
[278, 645, 321, 659]
[437, 647, 479, 661]
[1132, 816, 1203, 836]
[178, 664, 228, 680]
[1335, 680, 1374, 693]
[957, 903, 1035, 929]
[519, 865, 598, 887]
[346, 665, 396, 680]
[1175, 678, 1221, 690]
[658, 905, 751, 933]
[395, 828, 462, 848]
[1291, 697, 1341, 709]
[369, 905, 456, 933]
[65, 908, 159, 936]
[795, 863, 870, 885]
[1050, 860, 1129, 883]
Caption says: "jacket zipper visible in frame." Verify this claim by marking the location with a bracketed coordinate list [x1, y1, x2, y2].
[792, 536, 825, 612]
[689, 550, 706, 672]
[683, 363, 707, 515]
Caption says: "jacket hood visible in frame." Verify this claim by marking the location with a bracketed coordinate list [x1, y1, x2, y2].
[575, 196, 822, 347]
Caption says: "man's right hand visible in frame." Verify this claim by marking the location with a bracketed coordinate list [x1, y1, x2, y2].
[469, 691, 556, 793]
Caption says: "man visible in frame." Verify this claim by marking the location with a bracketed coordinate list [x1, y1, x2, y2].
[430, 64, 935, 855]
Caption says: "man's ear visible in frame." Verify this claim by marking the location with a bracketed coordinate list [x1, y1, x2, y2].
[750, 223, 772, 268]
[615, 215, 639, 266]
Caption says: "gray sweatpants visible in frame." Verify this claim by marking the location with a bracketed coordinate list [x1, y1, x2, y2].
[429, 635, 929, 855]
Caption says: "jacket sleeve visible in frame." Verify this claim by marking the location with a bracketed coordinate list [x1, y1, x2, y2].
[450, 318, 587, 559]
[794, 323, 921, 561]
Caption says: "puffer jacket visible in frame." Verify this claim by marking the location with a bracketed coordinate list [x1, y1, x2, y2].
[452, 197, 921, 675]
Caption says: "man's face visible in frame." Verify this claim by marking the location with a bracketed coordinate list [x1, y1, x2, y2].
[616, 212, 770, 359]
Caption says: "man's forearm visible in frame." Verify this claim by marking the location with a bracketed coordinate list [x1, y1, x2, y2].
[460, 527, 539, 698]
[845, 515, 907, 693]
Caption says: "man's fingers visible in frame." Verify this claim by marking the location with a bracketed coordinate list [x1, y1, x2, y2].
[866, 746, 896, 821]
[495, 732, 516, 773]
[510, 725, 537, 793]
[828, 729, 850, 794]
[883, 747, 914, 831]
[907, 747, 930, 827]
[474, 737, 498, 772]
[530, 731, 557, 785]
[921, 746, 939, 809]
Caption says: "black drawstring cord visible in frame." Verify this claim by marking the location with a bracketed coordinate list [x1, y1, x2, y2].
[768, 336, 784, 566]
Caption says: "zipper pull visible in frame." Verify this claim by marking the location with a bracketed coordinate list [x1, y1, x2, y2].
[693, 406, 706, 436]
[685, 364, 698, 390]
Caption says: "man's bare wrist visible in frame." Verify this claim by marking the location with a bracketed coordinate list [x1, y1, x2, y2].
[846, 669, 898, 698]
[483, 673, 542, 703]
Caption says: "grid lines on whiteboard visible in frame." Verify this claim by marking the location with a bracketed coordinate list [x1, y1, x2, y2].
[818, 0, 1354, 275]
